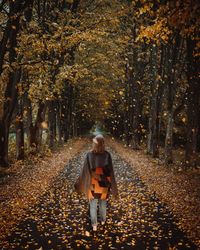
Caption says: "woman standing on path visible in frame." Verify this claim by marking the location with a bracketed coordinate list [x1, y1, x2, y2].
[75, 134, 119, 231]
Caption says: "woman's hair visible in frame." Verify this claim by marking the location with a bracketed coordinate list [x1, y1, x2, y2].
[91, 134, 105, 153]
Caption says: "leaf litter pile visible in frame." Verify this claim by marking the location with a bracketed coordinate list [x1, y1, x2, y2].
[0, 144, 197, 249]
[0, 138, 87, 246]
[108, 138, 200, 248]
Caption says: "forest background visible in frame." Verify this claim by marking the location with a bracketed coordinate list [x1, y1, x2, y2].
[0, 0, 199, 169]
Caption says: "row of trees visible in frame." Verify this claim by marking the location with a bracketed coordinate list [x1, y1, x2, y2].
[105, 0, 200, 166]
[0, 0, 199, 167]
[0, 0, 127, 167]
[0, 0, 89, 166]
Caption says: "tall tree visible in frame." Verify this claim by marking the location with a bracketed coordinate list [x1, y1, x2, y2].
[0, 0, 34, 166]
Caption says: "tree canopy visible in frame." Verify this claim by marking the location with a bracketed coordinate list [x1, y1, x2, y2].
[0, 0, 199, 167]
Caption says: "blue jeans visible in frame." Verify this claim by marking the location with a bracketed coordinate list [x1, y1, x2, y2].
[89, 198, 107, 226]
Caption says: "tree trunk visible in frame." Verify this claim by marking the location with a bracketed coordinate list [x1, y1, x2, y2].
[61, 99, 69, 142]
[0, 122, 9, 166]
[130, 71, 142, 149]
[147, 115, 153, 154]
[123, 62, 131, 145]
[152, 105, 160, 158]
[0, 68, 21, 166]
[25, 97, 33, 148]
[128, 27, 143, 150]
[164, 35, 181, 165]
[57, 101, 63, 143]
[0, 0, 34, 167]
[197, 108, 200, 151]
[15, 97, 25, 160]
[71, 89, 77, 137]
[29, 102, 46, 149]
[165, 112, 173, 164]
[147, 45, 160, 157]
[185, 38, 200, 166]
[48, 100, 57, 148]
[67, 85, 74, 139]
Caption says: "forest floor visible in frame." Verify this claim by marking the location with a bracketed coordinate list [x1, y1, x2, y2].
[0, 137, 87, 246]
[0, 137, 199, 249]
[108, 138, 200, 248]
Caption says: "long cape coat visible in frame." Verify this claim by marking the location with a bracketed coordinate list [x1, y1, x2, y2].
[74, 150, 118, 200]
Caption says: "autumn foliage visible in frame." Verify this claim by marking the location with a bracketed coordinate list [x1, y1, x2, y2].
[0, 0, 199, 167]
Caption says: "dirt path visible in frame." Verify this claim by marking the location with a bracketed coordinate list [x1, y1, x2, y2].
[0, 144, 197, 250]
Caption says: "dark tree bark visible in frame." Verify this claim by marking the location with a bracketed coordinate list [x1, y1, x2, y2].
[61, 97, 69, 142]
[0, 0, 34, 74]
[0, 0, 34, 166]
[15, 97, 25, 160]
[68, 85, 74, 139]
[48, 100, 57, 148]
[0, 123, 9, 166]
[71, 87, 78, 137]
[164, 35, 181, 165]
[123, 61, 132, 145]
[0, 68, 21, 166]
[25, 97, 33, 148]
[185, 38, 200, 167]
[57, 101, 63, 143]
[147, 45, 164, 158]
[29, 102, 46, 149]
[129, 47, 145, 149]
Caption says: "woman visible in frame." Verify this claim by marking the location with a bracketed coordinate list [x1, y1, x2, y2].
[74, 134, 119, 231]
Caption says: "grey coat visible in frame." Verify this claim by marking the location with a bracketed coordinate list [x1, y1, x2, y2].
[74, 150, 119, 200]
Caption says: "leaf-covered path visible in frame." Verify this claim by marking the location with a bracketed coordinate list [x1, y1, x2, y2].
[1, 146, 197, 250]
